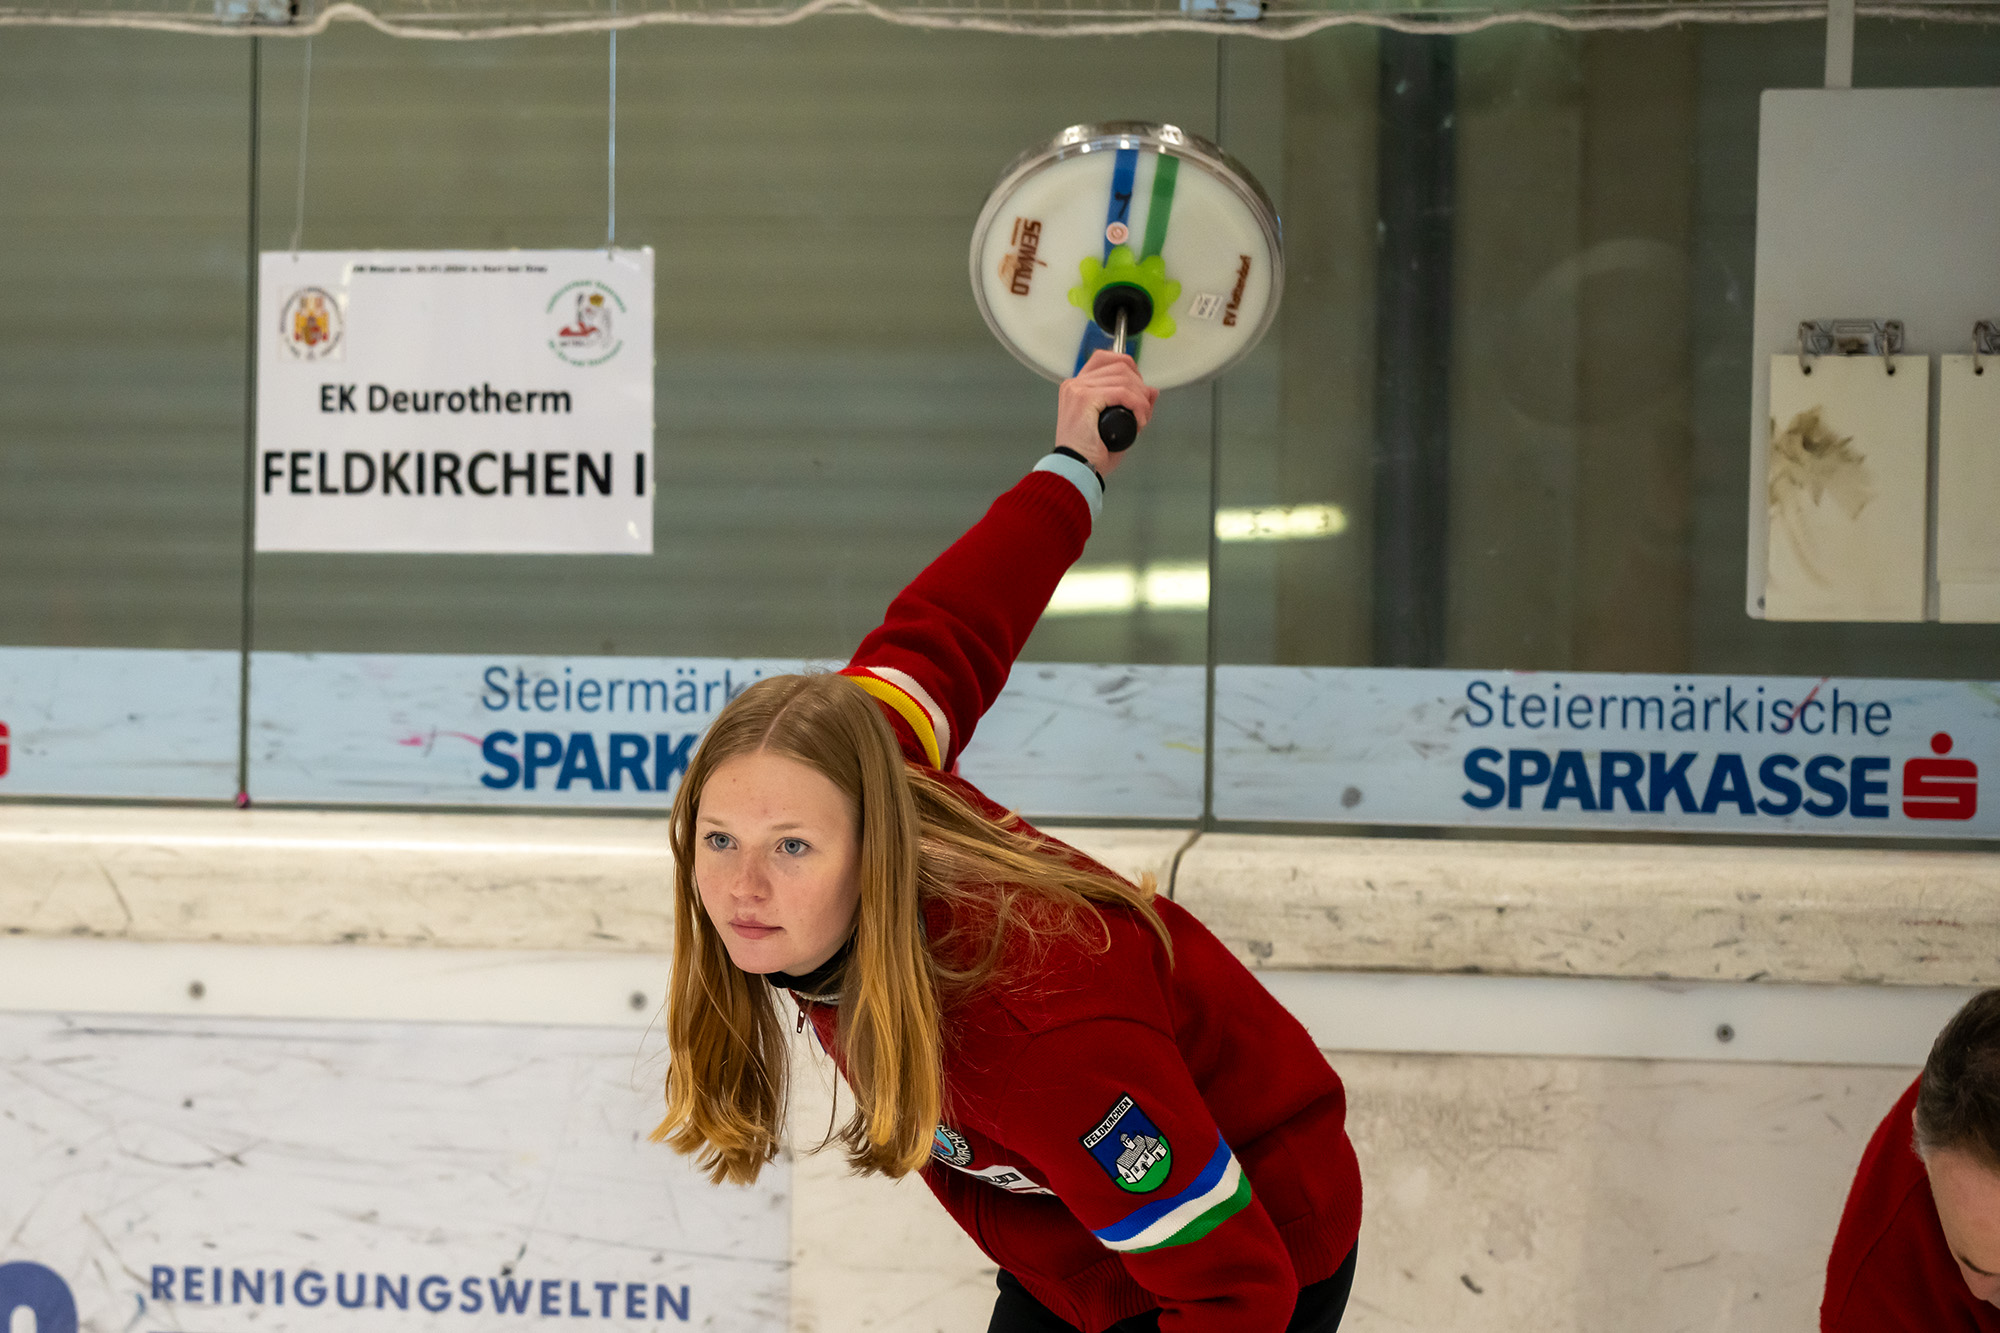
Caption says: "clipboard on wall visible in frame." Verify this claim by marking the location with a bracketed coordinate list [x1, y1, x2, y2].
[1763, 319, 1928, 622]
[1937, 319, 2000, 623]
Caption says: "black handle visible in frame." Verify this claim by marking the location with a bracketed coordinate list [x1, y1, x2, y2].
[1097, 405, 1138, 453]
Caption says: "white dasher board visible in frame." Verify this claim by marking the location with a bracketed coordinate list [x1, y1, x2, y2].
[0, 1013, 787, 1333]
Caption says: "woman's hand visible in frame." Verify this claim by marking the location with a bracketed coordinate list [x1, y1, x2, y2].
[1055, 350, 1159, 480]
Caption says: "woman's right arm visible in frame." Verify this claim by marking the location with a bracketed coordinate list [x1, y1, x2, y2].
[841, 352, 1156, 771]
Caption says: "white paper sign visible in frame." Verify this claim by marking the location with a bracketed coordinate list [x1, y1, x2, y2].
[255, 250, 653, 554]
[0, 1013, 788, 1333]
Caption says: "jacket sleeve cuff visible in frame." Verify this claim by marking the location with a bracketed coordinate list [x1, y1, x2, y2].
[1032, 452, 1103, 523]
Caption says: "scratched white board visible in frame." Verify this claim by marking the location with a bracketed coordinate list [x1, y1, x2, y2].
[956, 663, 1203, 820]
[247, 652, 819, 808]
[1212, 666, 1997, 837]
[247, 652, 1201, 819]
[0, 648, 238, 800]
[0, 1014, 788, 1333]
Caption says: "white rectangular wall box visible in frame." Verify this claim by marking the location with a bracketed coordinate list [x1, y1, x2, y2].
[1764, 353, 1929, 621]
[1750, 89, 2000, 617]
[1937, 354, 2000, 622]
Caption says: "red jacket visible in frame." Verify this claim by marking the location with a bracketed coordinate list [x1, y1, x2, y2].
[1822, 1077, 2000, 1331]
[806, 464, 1362, 1333]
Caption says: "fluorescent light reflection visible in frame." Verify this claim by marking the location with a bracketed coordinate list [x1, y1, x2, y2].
[1046, 562, 1209, 616]
[1215, 503, 1348, 542]
[1142, 564, 1210, 609]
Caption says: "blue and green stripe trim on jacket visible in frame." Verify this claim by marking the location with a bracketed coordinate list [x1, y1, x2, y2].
[1091, 1137, 1253, 1254]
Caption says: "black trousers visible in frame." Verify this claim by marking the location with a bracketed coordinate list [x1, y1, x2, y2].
[985, 1244, 1357, 1333]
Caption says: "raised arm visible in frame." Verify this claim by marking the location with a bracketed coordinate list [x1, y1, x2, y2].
[843, 352, 1156, 769]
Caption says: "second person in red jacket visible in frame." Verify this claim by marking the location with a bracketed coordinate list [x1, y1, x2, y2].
[655, 351, 1362, 1333]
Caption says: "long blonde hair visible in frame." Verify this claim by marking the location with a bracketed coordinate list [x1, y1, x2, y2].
[653, 672, 1166, 1186]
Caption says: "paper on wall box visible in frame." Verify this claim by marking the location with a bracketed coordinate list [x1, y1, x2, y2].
[1937, 354, 2000, 623]
[1763, 355, 1928, 621]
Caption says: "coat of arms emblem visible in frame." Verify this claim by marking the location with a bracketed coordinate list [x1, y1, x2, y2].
[279, 287, 343, 360]
[1080, 1093, 1173, 1193]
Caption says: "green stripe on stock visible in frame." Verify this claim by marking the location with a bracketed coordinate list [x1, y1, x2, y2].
[1140, 154, 1180, 260]
[1129, 154, 1180, 358]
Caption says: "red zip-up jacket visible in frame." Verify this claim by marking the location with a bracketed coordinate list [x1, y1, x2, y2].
[803, 458, 1363, 1333]
[1822, 1077, 2000, 1331]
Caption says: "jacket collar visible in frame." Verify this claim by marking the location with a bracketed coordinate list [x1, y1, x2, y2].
[763, 936, 852, 1004]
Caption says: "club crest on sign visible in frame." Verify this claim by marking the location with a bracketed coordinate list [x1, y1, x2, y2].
[931, 1125, 973, 1167]
[547, 280, 626, 366]
[1080, 1093, 1172, 1193]
[279, 287, 343, 361]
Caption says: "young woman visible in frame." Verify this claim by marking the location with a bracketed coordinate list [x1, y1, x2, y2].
[656, 351, 1362, 1333]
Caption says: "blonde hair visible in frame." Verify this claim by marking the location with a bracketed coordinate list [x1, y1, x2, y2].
[653, 672, 1167, 1186]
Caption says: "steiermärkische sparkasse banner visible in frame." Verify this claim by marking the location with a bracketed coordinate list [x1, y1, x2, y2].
[255, 250, 653, 554]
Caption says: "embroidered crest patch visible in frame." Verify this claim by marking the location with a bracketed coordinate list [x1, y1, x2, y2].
[931, 1125, 974, 1167]
[1080, 1093, 1173, 1193]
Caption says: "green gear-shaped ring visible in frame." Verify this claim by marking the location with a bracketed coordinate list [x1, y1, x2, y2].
[1068, 246, 1181, 340]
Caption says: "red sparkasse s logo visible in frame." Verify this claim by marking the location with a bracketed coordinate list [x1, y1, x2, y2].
[0, 720, 9, 778]
[1903, 731, 1977, 820]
